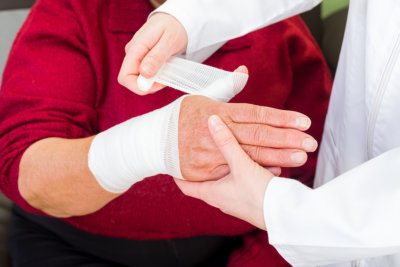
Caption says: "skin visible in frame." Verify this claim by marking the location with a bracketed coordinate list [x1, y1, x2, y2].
[148, 0, 165, 8]
[118, 13, 188, 94]
[18, 136, 118, 218]
[175, 115, 275, 231]
[179, 95, 316, 181]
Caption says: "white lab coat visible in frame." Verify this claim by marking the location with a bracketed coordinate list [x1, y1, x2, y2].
[156, 0, 400, 266]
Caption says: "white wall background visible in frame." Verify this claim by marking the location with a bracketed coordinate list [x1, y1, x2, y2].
[0, 9, 30, 78]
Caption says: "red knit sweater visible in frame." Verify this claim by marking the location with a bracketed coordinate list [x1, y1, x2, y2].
[0, 0, 331, 265]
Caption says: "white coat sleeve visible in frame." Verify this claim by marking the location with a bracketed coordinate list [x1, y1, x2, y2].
[154, 0, 322, 61]
[264, 147, 400, 267]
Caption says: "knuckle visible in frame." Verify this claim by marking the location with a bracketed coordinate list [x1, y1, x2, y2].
[280, 129, 300, 145]
[213, 102, 228, 117]
[255, 106, 270, 123]
[247, 104, 270, 123]
[251, 125, 267, 144]
[142, 55, 159, 72]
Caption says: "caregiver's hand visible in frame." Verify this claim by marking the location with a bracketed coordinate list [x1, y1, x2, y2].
[118, 13, 188, 95]
[179, 97, 318, 181]
[176, 115, 275, 230]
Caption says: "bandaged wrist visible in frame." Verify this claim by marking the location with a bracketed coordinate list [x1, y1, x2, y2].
[88, 96, 185, 193]
[90, 57, 248, 193]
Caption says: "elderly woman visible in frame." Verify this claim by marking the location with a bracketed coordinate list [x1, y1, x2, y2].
[0, 0, 330, 266]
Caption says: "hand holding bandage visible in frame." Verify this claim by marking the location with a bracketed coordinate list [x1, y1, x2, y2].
[118, 13, 188, 95]
[89, 64, 317, 193]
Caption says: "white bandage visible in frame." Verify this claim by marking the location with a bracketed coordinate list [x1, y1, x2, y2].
[89, 57, 248, 193]
[88, 96, 185, 193]
[137, 56, 248, 102]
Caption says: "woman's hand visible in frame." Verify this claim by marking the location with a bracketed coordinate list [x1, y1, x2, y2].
[118, 13, 188, 95]
[175, 115, 277, 230]
[178, 66, 316, 181]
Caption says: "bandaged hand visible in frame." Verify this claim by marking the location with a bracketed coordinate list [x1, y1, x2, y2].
[175, 115, 275, 230]
[88, 92, 316, 193]
[118, 13, 188, 95]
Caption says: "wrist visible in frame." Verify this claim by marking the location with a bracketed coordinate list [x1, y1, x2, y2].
[252, 175, 273, 231]
[88, 96, 186, 193]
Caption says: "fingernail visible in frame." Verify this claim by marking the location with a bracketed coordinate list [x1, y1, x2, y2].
[209, 115, 223, 131]
[302, 138, 317, 152]
[296, 117, 311, 130]
[291, 151, 307, 164]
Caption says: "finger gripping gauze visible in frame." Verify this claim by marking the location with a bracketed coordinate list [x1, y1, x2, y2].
[89, 57, 249, 193]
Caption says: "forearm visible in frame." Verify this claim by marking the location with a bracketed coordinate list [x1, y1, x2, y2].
[18, 95, 184, 217]
[18, 137, 120, 218]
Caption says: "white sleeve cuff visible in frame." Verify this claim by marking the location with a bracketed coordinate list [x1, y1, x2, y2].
[262, 154, 400, 267]
[263, 177, 313, 267]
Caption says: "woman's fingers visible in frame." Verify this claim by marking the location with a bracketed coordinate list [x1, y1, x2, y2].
[118, 42, 149, 94]
[230, 122, 318, 152]
[118, 13, 188, 95]
[241, 145, 308, 167]
[227, 103, 312, 131]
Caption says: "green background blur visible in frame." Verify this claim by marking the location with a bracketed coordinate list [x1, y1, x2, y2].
[322, 0, 349, 18]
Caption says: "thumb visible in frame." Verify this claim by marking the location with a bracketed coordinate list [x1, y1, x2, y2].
[140, 33, 176, 79]
[208, 115, 253, 171]
[233, 65, 248, 74]
[174, 178, 218, 208]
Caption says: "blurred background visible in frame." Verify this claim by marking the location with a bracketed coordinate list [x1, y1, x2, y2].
[0, 0, 349, 266]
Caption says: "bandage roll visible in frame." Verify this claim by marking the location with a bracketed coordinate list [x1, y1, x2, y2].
[137, 56, 249, 102]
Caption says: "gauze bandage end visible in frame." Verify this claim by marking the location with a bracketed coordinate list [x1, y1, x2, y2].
[137, 75, 156, 92]
[88, 96, 185, 193]
[137, 56, 248, 102]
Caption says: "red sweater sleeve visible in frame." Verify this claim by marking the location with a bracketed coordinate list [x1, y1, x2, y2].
[228, 231, 291, 267]
[0, 0, 97, 214]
